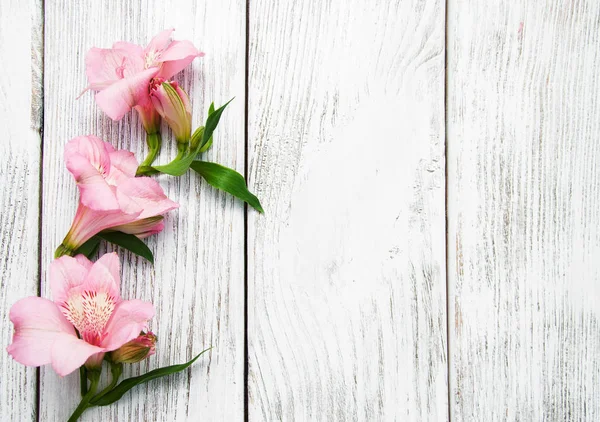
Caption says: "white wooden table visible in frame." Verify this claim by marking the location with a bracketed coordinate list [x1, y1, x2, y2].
[2, 0, 599, 420]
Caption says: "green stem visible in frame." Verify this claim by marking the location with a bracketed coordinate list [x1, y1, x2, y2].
[79, 367, 88, 397]
[67, 371, 100, 422]
[55, 243, 75, 258]
[176, 142, 188, 158]
[135, 142, 189, 177]
[90, 362, 122, 405]
[135, 165, 160, 177]
[139, 132, 162, 168]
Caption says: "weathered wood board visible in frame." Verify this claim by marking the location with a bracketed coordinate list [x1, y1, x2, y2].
[2, 0, 600, 420]
[0, 0, 43, 419]
[247, 0, 448, 420]
[39, 0, 246, 420]
[447, 0, 600, 419]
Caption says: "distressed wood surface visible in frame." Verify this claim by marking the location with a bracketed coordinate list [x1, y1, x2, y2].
[40, 0, 245, 420]
[247, 0, 448, 420]
[447, 0, 600, 420]
[3, 0, 600, 420]
[0, 0, 43, 419]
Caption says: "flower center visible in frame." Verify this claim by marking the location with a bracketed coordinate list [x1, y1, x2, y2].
[148, 77, 165, 95]
[60, 290, 117, 345]
[145, 50, 161, 69]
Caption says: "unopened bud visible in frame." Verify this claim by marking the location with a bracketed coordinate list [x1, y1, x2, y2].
[110, 332, 157, 364]
[150, 81, 192, 143]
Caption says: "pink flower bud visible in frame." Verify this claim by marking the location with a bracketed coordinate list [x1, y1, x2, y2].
[150, 80, 192, 143]
[110, 332, 157, 364]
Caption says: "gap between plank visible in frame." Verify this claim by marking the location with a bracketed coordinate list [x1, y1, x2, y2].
[444, 0, 452, 420]
[243, 0, 251, 420]
[35, 0, 46, 420]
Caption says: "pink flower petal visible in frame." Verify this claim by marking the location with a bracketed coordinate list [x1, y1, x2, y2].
[117, 177, 179, 219]
[145, 28, 174, 55]
[82, 252, 121, 301]
[49, 256, 90, 303]
[94, 67, 160, 120]
[157, 40, 203, 79]
[7, 297, 76, 368]
[50, 333, 104, 376]
[113, 41, 144, 57]
[107, 150, 139, 184]
[101, 300, 155, 351]
[85, 48, 129, 91]
[112, 41, 145, 76]
[75, 254, 94, 270]
[63, 203, 140, 248]
[111, 216, 164, 239]
[65, 136, 111, 175]
[65, 136, 120, 211]
[67, 155, 120, 211]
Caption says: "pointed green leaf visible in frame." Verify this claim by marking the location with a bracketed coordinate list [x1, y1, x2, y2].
[97, 232, 154, 264]
[199, 100, 228, 151]
[73, 236, 101, 259]
[198, 134, 213, 154]
[153, 100, 233, 176]
[198, 103, 216, 153]
[191, 126, 205, 152]
[91, 348, 211, 406]
[190, 161, 263, 213]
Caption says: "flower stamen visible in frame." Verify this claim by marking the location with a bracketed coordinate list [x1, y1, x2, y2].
[60, 290, 116, 346]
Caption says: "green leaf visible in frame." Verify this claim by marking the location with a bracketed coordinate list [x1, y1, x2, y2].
[91, 348, 211, 406]
[97, 232, 154, 264]
[190, 161, 264, 213]
[198, 138, 213, 154]
[153, 99, 233, 176]
[73, 237, 101, 259]
[198, 103, 216, 153]
[199, 100, 228, 151]
[198, 133, 213, 154]
[191, 126, 205, 151]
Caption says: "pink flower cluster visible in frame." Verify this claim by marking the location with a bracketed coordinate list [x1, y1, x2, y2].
[8, 29, 203, 379]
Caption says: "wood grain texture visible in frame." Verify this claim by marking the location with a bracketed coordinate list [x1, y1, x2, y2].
[447, 0, 600, 420]
[40, 0, 245, 420]
[247, 0, 447, 420]
[0, 0, 43, 420]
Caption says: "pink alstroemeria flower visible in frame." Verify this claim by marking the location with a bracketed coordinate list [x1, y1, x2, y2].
[7, 253, 154, 376]
[56, 135, 178, 256]
[84, 29, 203, 124]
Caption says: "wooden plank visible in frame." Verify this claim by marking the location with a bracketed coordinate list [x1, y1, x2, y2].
[0, 0, 43, 420]
[40, 0, 245, 420]
[447, 1, 600, 419]
[247, 0, 447, 420]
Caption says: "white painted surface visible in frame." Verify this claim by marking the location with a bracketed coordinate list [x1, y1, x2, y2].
[247, 0, 447, 420]
[447, 0, 600, 420]
[1, 0, 599, 420]
[0, 0, 42, 419]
